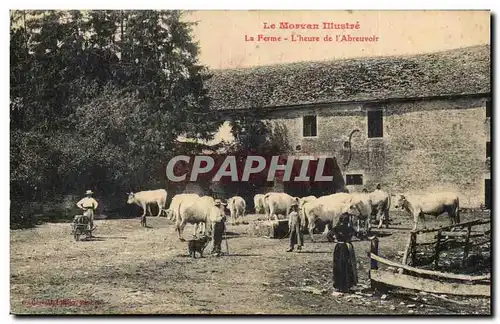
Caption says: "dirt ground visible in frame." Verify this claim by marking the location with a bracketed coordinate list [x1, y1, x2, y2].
[10, 211, 491, 315]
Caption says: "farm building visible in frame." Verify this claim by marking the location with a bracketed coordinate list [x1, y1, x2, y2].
[203, 45, 491, 208]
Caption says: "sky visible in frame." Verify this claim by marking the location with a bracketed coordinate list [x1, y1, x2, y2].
[184, 10, 490, 70]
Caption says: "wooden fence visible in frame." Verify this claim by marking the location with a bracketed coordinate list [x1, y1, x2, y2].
[368, 219, 491, 297]
[400, 219, 491, 269]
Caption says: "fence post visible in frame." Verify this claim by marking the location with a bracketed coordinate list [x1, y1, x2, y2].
[434, 230, 442, 269]
[410, 232, 417, 266]
[370, 236, 379, 271]
[462, 225, 473, 267]
[400, 232, 413, 274]
[369, 236, 379, 289]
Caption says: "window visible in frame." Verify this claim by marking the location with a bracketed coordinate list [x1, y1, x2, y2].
[487, 141, 491, 158]
[367, 109, 383, 138]
[486, 100, 491, 118]
[346, 174, 363, 185]
[303, 115, 317, 137]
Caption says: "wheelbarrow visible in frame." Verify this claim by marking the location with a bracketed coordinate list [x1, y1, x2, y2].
[71, 215, 97, 241]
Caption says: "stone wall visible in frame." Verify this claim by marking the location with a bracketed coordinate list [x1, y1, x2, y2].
[264, 95, 490, 207]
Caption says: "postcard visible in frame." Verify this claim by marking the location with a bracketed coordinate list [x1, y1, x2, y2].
[10, 10, 491, 315]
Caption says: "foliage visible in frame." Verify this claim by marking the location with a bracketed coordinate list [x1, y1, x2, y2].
[228, 108, 291, 156]
[10, 10, 220, 228]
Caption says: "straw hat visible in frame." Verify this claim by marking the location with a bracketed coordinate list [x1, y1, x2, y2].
[85, 190, 94, 195]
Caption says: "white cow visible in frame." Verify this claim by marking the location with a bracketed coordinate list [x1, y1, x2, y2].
[261, 194, 270, 219]
[166, 193, 200, 221]
[228, 196, 246, 225]
[166, 193, 205, 234]
[349, 192, 374, 234]
[175, 196, 216, 241]
[127, 189, 168, 227]
[369, 189, 391, 229]
[395, 192, 460, 230]
[301, 193, 354, 242]
[298, 195, 317, 225]
[302, 192, 372, 242]
[253, 194, 265, 214]
[299, 195, 317, 208]
[208, 201, 227, 223]
[263, 192, 298, 221]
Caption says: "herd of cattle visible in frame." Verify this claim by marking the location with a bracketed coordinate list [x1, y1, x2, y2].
[127, 187, 462, 241]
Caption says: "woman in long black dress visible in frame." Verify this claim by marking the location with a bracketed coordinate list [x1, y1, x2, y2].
[332, 213, 358, 293]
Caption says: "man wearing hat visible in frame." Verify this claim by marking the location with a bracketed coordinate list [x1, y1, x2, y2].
[210, 199, 227, 257]
[287, 200, 303, 252]
[76, 190, 99, 234]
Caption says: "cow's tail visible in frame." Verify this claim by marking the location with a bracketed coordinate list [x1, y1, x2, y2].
[161, 192, 168, 216]
[455, 196, 460, 224]
[164, 191, 168, 209]
[301, 203, 309, 229]
[257, 196, 263, 213]
[175, 201, 182, 233]
[385, 194, 391, 220]
[263, 194, 271, 216]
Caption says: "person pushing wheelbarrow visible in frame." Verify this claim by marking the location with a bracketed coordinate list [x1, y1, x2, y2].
[76, 190, 98, 237]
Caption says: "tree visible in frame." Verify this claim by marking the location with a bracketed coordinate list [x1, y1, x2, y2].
[10, 10, 220, 227]
[228, 107, 291, 155]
